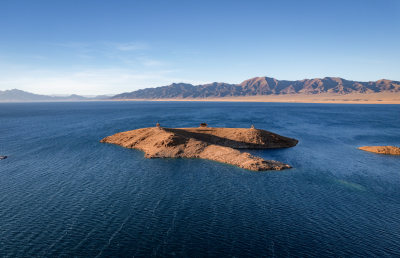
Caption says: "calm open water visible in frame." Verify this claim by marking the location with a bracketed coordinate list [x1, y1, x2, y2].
[0, 101, 399, 257]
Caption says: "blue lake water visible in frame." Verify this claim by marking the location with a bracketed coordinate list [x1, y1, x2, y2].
[0, 101, 399, 257]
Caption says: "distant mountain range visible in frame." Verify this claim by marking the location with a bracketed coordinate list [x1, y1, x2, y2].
[112, 77, 400, 99]
[2, 76, 399, 102]
[0, 89, 107, 102]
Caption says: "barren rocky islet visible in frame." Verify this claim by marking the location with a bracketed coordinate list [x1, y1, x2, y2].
[359, 146, 400, 155]
[101, 126, 298, 171]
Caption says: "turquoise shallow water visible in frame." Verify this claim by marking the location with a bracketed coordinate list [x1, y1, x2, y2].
[0, 101, 399, 257]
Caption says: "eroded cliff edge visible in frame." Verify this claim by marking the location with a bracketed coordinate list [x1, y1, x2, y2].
[101, 126, 298, 171]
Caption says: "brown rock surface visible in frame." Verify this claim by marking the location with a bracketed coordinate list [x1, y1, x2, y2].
[101, 127, 298, 171]
[359, 146, 400, 155]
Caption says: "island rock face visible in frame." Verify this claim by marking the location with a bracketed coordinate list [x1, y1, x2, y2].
[359, 146, 400, 155]
[101, 127, 298, 171]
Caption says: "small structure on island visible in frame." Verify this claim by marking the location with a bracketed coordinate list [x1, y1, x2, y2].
[200, 122, 208, 128]
[250, 124, 255, 129]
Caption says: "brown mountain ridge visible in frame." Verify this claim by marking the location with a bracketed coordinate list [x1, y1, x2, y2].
[112, 76, 400, 99]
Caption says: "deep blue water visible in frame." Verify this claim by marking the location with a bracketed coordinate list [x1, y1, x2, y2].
[0, 101, 399, 257]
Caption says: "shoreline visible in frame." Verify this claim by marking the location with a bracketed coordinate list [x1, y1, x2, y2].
[1, 93, 399, 104]
[112, 93, 400, 104]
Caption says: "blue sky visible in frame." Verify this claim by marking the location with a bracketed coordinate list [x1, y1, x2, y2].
[0, 0, 399, 95]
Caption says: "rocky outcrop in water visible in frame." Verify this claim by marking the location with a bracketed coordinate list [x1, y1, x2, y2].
[101, 126, 298, 171]
[359, 146, 400, 155]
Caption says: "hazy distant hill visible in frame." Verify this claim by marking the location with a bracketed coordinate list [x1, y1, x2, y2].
[0, 89, 93, 102]
[111, 77, 400, 99]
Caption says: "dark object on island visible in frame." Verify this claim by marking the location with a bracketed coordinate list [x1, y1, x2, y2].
[200, 123, 208, 128]
[0, 156, 7, 160]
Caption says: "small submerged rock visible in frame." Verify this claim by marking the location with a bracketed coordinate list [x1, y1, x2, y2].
[101, 126, 298, 171]
[358, 146, 400, 155]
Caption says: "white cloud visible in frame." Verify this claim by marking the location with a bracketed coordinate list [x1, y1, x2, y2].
[114, 42, 148, 51]
[137, 57, 165, 67]
[50, 41, 149, 56]
[0, 41, 210, 95]
[51, 42, 91, 49]
[0, 67, 202, 95]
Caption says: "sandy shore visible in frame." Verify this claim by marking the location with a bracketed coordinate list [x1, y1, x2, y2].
[114, 92, 400, 104]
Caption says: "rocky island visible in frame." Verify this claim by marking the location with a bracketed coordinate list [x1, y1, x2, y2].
[359, 146, 400, 155]
[101, 124, 298, 171]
